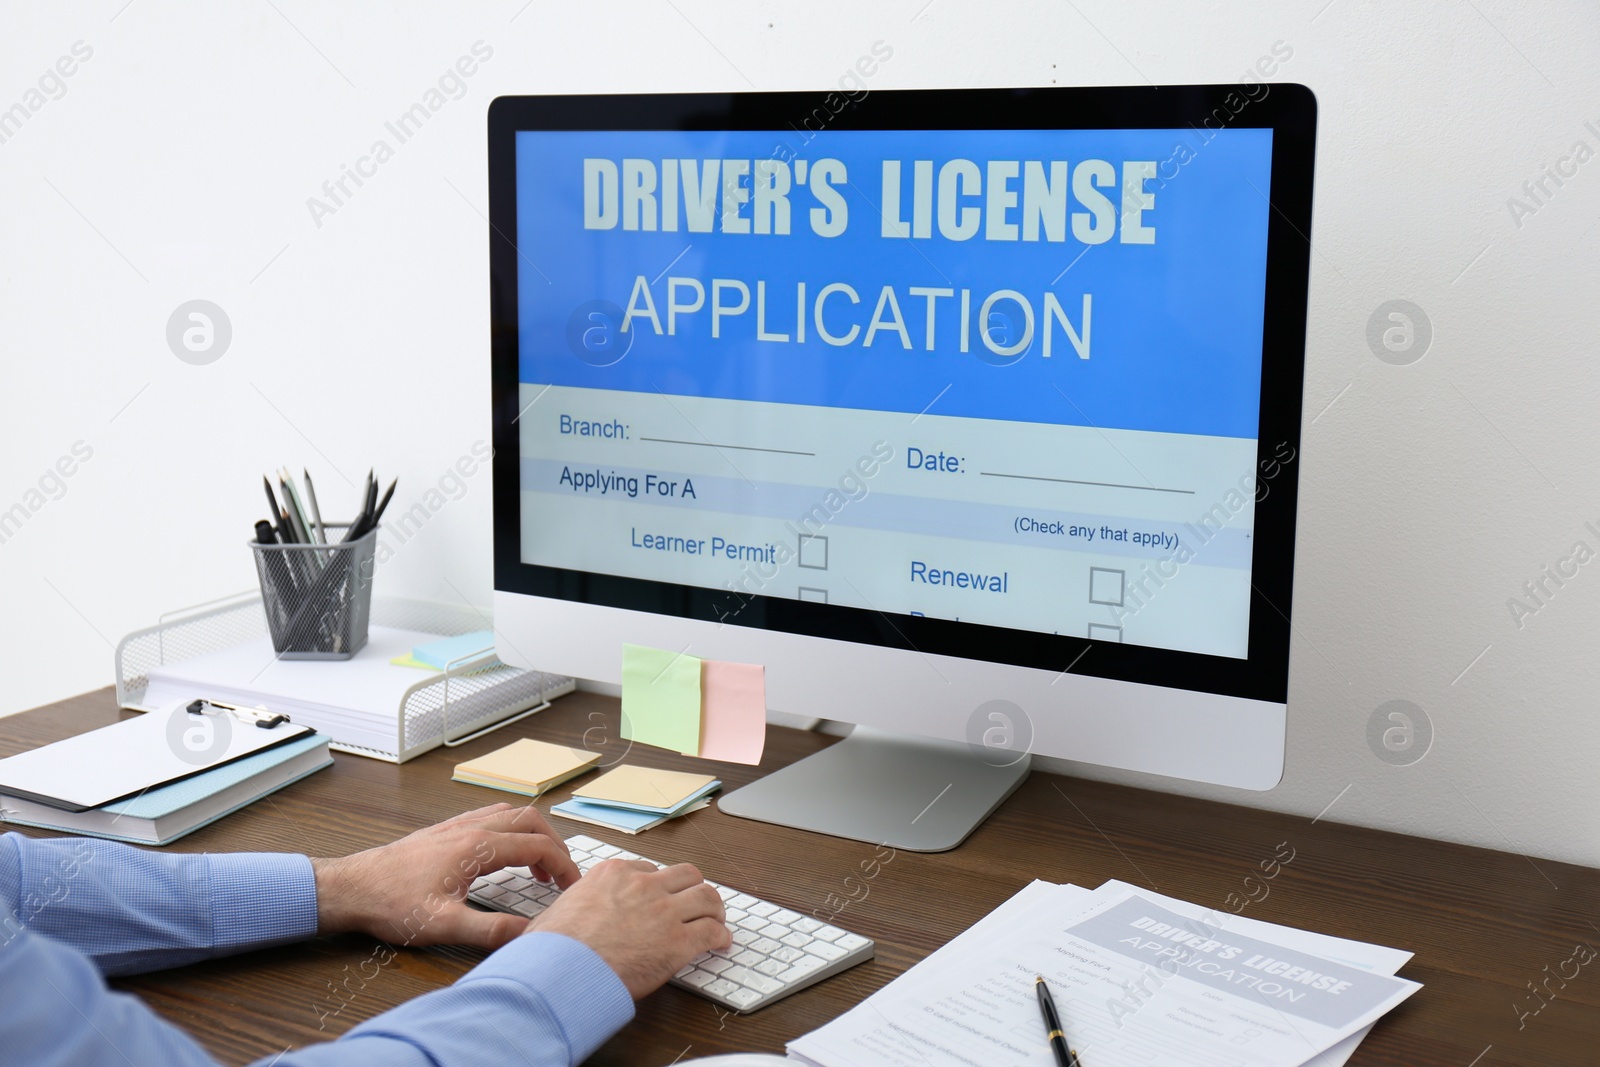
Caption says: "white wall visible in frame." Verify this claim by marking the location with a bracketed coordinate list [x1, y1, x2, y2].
[2, 1, 1597, 865]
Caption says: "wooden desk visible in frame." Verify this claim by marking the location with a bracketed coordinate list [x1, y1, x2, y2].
[2, 688, 1595, 1065]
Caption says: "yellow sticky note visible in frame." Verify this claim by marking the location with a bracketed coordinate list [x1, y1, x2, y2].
[453, 738, 599, 795]
[621, 644, 702, 754]
[573, 763, 717, 810]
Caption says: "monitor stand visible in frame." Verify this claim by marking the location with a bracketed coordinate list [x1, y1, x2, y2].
[718, 726, 1031, 852]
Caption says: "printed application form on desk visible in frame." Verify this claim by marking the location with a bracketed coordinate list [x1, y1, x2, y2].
[789, 881, 1420, 1067]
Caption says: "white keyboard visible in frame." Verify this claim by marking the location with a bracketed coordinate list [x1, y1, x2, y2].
[467, 833, 875, 1012]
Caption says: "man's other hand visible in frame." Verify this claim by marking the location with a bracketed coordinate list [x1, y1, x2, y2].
[529, 859, 731, 999]
[311, 802, 578, 950]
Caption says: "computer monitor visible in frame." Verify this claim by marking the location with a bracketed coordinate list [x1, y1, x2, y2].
[489, 85, 1316, 851]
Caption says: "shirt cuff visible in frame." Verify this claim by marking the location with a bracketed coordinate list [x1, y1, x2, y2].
[465, 932, 634, 1060]
[205, 852, 319, 954]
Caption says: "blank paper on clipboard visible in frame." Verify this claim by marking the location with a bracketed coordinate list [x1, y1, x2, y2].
[0, 701, 313, 811]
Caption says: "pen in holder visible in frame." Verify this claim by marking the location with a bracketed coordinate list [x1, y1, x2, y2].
[250, 523, 377, 659]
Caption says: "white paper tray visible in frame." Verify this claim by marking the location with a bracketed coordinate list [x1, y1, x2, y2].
[115, 592, 574, 762]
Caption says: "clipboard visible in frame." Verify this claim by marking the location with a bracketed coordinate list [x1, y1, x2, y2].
[0, 699, 315, 812]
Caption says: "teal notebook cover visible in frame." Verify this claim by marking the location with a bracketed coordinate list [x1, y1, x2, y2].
[551, 798, 678, 832]
[102, 733, 328, 818]
[573, 780, 721, 816]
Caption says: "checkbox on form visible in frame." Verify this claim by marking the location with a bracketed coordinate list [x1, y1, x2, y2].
[799, 534, 829, 570]
[1089, 567, 1125, 606]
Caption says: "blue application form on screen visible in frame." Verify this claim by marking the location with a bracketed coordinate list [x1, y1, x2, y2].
[515, 128, 1273, 659]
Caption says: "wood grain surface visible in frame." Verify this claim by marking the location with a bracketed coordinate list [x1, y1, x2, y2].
[1, 688, 1594, 1065]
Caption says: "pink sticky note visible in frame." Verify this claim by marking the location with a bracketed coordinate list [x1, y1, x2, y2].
[696, 659, 767, 765]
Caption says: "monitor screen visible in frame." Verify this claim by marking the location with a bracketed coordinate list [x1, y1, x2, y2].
[491, 88, 1312, 706]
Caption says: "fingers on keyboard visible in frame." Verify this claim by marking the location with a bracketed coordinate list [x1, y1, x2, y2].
[468, 842, 874, 1012]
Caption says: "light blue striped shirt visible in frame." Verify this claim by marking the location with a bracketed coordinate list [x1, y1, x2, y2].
[0, 832, 634, 1065]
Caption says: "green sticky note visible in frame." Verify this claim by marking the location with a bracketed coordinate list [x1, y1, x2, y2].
[621, 643, 703, 754]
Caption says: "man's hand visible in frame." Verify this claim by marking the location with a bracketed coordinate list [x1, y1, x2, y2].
[530, 858, 731, 999]
[311, 802, 577, 951]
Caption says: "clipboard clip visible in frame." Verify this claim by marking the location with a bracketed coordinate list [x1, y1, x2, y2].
[186, 698, 290, 729]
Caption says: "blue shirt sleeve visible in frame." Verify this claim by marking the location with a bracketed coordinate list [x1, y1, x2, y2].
[0, 832, 318, 976]
[291, 933, 635, 1066]
[0, 837, 636, 1067]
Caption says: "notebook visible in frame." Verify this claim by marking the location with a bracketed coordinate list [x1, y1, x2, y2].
[0, 733, 332, 845]
[452, 738, 600, 798]
[570, 764, 721, 814]
[0, 701, 315, 811]
[551, 797, 711, 835]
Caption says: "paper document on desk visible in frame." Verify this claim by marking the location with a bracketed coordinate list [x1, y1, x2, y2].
[1090, 879, 1411, 1067]
[790, 883, 1420, 1067]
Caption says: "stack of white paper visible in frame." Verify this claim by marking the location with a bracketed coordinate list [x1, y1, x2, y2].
[141, 628, 452, 755]
[788, 879, 1419, 1067]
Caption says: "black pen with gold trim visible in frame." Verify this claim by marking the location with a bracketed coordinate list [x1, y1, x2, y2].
[1034, 975, 1080, 1067]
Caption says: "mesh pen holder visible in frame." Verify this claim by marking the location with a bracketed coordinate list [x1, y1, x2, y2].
[250, 525, 376, 660]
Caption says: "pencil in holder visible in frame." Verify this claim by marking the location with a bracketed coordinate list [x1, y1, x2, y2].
[250, 525, 377, 659]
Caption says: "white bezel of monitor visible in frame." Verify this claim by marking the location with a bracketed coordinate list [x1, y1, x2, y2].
[488, 85, 1315, 791]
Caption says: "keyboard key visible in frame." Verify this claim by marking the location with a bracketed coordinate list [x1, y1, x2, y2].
[722, 965, 757, 986]
[565, 835, 604, 850]
[749, 901, 778, 917]
[745, 973, 782, 995]
[737, 915, 769, 932]
[725, 966, 780, 995]
[675, 964, 696, 978]
[730, 894, 759, 909]
[703, 956, 734, 975]
[809, 941, 847, 961]
[751, 937, 782, 954]
[836, 933, 870, 951]
[734, 949, 764, 966]
[792, 917, 822, 934]
[812, 926, 845, 942]
[732, 929, 758, 946]
[502, 876, 533, 892]
[726, 908, 748, 924]
[780, 956, 829, 982]
[484, 870, 514, 885]
[475, 886, 508, 903]
[772, 908, 802, 924]
[781, 932, 814, 949]
[509, 899, 543, 918]
[772, 946, 804, 963]
[505, 866, 534, 878]
[760, 923, 790, 939]
[680, 969, 717, 989]
[714, 886, 737, 901]
[705, 978, 740, 999]
[756, 959, 788, 977]
[726, 987, 761, 1009]
[614, 851, 641, 862]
